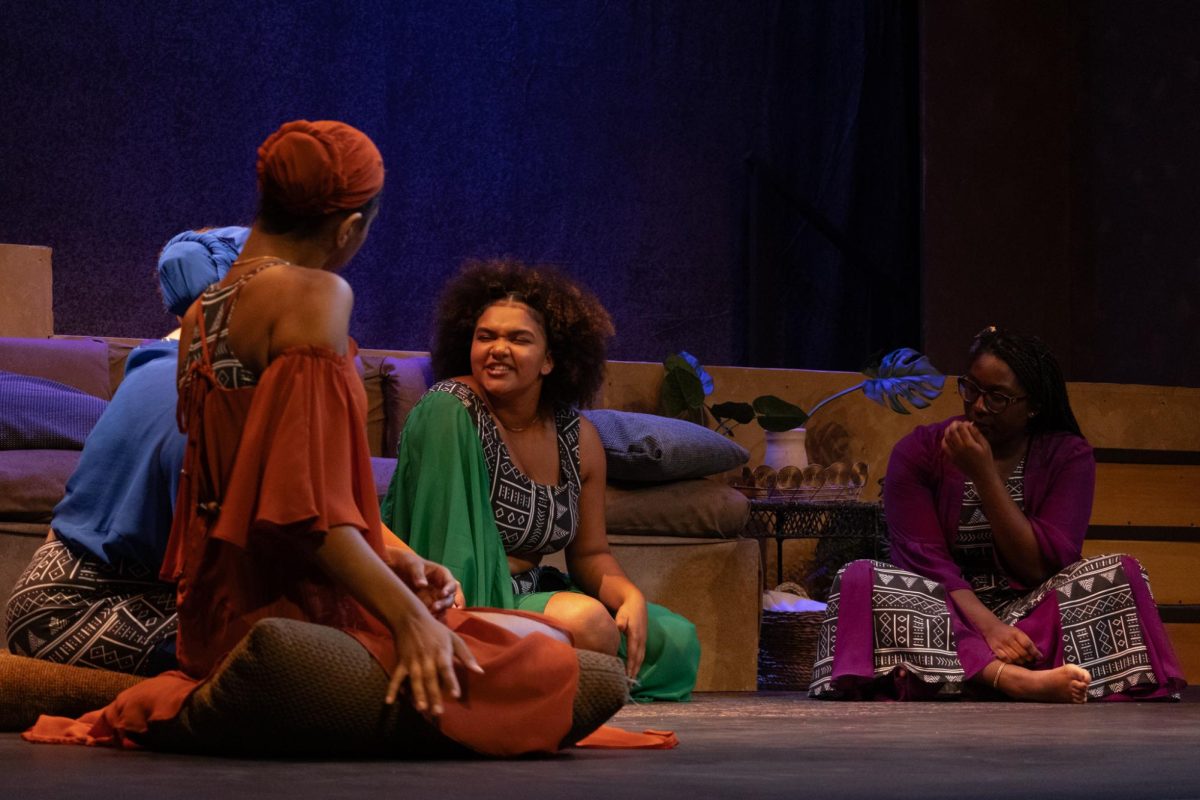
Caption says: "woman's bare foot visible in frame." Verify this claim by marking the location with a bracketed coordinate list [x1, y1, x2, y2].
[998, 663, 1091, 703]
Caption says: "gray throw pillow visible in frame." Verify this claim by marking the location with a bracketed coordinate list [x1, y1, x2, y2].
[582, 409, 749, 482]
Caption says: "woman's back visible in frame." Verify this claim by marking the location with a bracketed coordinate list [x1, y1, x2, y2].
[179, 260, 353, 388]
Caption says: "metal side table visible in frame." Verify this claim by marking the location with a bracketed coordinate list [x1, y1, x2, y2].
[743, 497, 887, 597]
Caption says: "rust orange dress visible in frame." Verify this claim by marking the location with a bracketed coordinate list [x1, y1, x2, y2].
[25, 266, 578, 756]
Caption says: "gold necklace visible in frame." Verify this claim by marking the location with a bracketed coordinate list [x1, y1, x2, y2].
[487, 402, 544, 434]
[498, 412, 543, 433]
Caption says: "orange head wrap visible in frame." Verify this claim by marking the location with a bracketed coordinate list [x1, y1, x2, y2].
[256, 120, 384, 216]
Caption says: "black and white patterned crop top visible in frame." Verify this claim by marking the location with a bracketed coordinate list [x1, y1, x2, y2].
[180, 262, 282, 391]
[430, 379, 581, 558]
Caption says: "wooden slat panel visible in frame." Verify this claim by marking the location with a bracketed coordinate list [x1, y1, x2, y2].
[1089, 525, 1200, 544]
[1158, 605, 1200, 624]
[1069, 381, 1200, 452]
[1091, 463, 1200, 527]
[1081, 540, 1200, 605]
[1094, 449, 1200, 465]
[1089, 525, 1200, 542]
[1164, 623, 1200, 683]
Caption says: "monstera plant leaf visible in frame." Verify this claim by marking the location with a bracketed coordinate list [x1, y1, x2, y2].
[858, 348, 945, 415]
[803, 347, 945, 419]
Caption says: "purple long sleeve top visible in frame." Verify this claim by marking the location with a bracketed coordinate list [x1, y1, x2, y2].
[884, 417, 1095, 593]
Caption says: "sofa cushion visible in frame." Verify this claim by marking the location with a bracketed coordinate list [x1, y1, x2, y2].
[605, 478, 749, 538]
[358, 355, 388, 457]
[582, 409, 749, 482]
[0, 337, 113, 399]
[0, 449, 81, 521]
[371, 456, 397, 500]
[0, 372, 108, 450]
[380, 356, 433, 458]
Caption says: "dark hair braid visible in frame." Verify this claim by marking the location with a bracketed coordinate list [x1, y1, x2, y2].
[968, 326, 1083, 438]
[430, 258, 614, 408]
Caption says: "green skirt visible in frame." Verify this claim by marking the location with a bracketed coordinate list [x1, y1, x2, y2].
[515, 584, 699, 702]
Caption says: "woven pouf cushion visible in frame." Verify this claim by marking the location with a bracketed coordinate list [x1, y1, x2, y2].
[143, 618, 460, 757]
[757, 610, 825, 691]
[0, 650, 145, 731]
[561, 648, 629, 747]
[143, 618, 628, 757]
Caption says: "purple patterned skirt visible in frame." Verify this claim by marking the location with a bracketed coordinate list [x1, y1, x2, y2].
[809, 553, 1185, 701]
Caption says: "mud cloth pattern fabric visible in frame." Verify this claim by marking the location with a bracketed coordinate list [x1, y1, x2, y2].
[5, 539, 177, 676]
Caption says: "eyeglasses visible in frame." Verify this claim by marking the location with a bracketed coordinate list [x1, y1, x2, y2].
[957, 376, 1027, 413]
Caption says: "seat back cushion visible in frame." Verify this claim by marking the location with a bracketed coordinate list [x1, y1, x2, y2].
[0, 337, 112, 399]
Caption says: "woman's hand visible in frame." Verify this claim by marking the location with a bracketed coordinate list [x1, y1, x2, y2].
[941, 420, 994, 482]
[614, 590, 649, 679]
[385, 609, 484, 715]
[983, 621, 1042, 665]
[384, 546, 459, 619]
[313, 526, 483, 716]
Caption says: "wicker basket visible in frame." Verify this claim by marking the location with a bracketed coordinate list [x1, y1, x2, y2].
[757, 609, 825, 691]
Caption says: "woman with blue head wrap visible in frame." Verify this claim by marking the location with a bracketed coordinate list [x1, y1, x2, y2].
[3, 226, 247, 675]
[157, 226, 250, 321]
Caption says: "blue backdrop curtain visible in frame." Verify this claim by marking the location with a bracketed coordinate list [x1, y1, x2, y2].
[0, 1, 918, 370]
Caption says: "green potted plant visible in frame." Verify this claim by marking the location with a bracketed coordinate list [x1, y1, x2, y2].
[661, 348, 946, 467]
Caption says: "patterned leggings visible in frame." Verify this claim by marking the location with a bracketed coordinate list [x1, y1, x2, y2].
[4, 538, 178, 676]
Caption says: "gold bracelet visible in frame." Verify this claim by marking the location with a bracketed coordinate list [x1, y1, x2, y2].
[992, 662, 1008, 690]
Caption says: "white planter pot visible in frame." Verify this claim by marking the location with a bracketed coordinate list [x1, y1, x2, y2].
[762, 427, 808, 470]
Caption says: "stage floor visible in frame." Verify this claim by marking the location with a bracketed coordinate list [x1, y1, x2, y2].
[3, 690, 1198, 799]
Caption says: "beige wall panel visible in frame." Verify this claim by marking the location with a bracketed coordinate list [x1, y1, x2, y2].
[1069, 383, 1200, 451]
[1091, 465, 1200, 527]
[0, 244, 53, 337]
[1163, 623, 1199, 683]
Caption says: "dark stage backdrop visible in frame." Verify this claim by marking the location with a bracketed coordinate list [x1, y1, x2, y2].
[921, 0, 1200, 388]
[0, 1, 918, 371]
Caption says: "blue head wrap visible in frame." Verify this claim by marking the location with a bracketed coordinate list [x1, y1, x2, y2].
[156, 226, 250, 316]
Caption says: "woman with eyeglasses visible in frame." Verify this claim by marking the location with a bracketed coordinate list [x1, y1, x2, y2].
[809, 327, 1184, 703]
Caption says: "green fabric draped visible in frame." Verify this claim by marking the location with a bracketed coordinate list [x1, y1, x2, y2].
[380, 392, 514, 609]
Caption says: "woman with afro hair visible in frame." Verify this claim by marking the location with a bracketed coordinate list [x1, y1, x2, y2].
[383, 259, 699, 701]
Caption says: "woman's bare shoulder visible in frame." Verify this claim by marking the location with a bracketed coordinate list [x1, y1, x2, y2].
[254, 263, 351, 300]
[247, 266, 353, 353]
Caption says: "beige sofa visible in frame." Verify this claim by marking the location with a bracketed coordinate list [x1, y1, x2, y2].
[0, 336, 760, 692]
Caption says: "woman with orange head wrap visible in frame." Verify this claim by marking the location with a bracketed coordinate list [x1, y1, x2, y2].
[25, 120, 625, 757]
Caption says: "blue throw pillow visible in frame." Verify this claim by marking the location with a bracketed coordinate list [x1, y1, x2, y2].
[0, 370, 107, 450]
[581, 409, 749, 482]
